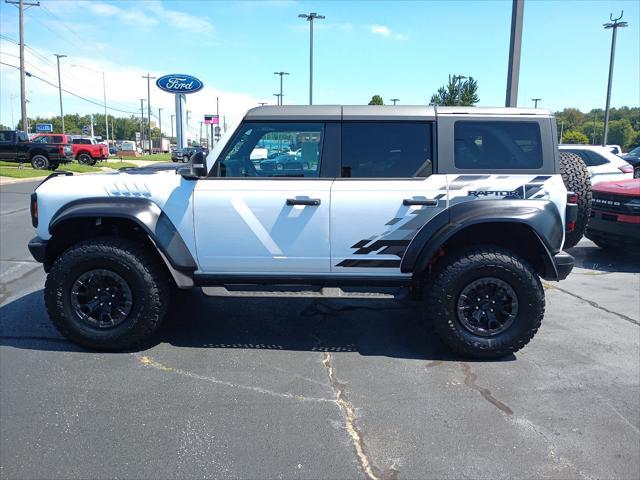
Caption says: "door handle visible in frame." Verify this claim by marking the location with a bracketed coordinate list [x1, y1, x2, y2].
[403, 199, 438, 206]
[286, 198, 321, 206]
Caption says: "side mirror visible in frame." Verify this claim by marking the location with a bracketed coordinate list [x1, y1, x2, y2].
[177, 151, 207, 179]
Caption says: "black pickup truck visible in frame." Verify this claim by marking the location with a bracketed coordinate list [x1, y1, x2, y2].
[0, 130, 73, 170]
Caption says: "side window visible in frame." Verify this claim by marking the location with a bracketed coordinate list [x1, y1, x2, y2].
[454, 121, 542, 170]
[584, 150, 608, 167]
[566, 150, 596, 167]
[214, 122, 324, 178]
[0, 132, 11, 142]
[33, 135, 50, 143]
[341, 122, 433, 178]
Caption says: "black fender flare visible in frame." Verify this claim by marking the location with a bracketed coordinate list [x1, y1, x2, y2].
[49, 197, 197, 282]
[401, 199, 564, 278]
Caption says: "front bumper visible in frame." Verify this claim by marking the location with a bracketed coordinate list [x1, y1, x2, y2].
[553, 251, 574, 280]
[28, 236, 47, 263]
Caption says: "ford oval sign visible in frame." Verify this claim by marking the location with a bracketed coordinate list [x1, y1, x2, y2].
[156, 74, 204, 94]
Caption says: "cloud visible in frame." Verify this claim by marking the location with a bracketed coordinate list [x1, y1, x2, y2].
[144, 1, 214, 34]
[368, 24, 408, 41]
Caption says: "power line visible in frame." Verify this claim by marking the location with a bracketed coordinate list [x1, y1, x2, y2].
[1, 61, 138, 114]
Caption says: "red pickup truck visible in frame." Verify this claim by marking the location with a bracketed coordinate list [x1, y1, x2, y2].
[32, 134, 109, 165]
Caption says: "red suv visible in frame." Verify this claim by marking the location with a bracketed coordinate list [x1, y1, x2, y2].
[586, 179, 640, 251]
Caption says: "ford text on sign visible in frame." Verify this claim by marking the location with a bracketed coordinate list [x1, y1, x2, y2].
[156, 74, 204, 94]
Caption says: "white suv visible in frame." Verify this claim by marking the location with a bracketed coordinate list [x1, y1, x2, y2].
[559, 144, 633, 184]
[28, 106, 580, 358]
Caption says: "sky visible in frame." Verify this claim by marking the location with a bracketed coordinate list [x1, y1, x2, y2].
[0, 0, 638, 140]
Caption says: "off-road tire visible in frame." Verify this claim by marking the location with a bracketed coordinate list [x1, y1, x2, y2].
[78, 153, 96, 166]
[45, 237, 170, 350]
[559, 151, 592, 248]
[424, 245, 544, 359]
[30, 154, 50, 170]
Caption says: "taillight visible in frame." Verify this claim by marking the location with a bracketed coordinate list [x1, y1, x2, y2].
[619, 165, 633, 174]
[567, 192, 578, 204]
[30, 193, 38, 228]
[566, 221, 576, 232]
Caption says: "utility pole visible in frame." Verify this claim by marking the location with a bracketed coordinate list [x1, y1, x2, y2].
[170, 114, 175, 139]
[505, 0, 524, 107]
[298, 12, 325, 105]
[140, 98, 145, 152]
[592, 111, 598, 145]
[602, 11, 628, 146]
[199, 121, 203, 145]
[54, 54, 67, 133]
[6, 0, 40, 132]
[102, 71, 108, 142]
[531, 98, 541, 108]
[274, 72, 289, 105]
[142, 73, 156, 154]
[390, 98, 400, 106]
[453, 75, 467, 105]
[90, 114, 94, 138]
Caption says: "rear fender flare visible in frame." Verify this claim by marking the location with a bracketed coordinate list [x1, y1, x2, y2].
[401, 199, 563, 278]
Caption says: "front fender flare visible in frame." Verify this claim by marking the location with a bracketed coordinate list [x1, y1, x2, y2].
[49, 197, 197, 272]
[401, 199, 564, 278]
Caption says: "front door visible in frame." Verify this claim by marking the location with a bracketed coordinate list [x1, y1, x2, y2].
[194, 121, 333, 274]
[331, 121, 447, 275]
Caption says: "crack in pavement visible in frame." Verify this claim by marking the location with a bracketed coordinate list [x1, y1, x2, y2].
[544, 283, 639, 326]
[134, 353, 334, 403]
[322, 352, 397, 480]
[460, 363, 514, 415]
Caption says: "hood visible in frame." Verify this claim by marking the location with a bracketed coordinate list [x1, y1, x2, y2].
[592, 178, 640, 197]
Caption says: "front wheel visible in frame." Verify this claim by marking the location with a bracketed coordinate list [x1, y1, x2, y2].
[424, 246, 544, 359]
[45, 238, 170, 350]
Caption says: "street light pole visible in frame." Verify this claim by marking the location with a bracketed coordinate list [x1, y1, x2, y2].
[140, 98, 145, 151]
[390, 98, 400, 106]
[274, 72, 290, 105]
[453, 75, 467, 105]
[602, 11, 628, 146]
[532, 98, 541, 108]
[505, 0, 524, 107]
[170, 114, 175, 139]
[273, 93, 282, 105]
[142, 73, 156, 154]
[299, 12, 325, 105]
[54, 54, 67, 133]
[71, 64, 108, 141]
[158, 107, 163, 138]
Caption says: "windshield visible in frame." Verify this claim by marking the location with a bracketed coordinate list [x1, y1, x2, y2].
[206, 118, 241, 174]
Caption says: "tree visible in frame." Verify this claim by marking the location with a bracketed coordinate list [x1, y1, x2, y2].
[607, 119, 634, 148]
[430, 74, 479, 106]
[562, 130, 589, 144]
[555, 108, 584, 131]
[368, 95, 384, 105]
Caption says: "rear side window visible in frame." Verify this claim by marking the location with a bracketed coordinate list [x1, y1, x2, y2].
[565, 149, 607, 167]
[454, 121, 542, 170]
[341, 122, 433, 178]
[73, 139, 92, 145]
[0, 132, 12, 142]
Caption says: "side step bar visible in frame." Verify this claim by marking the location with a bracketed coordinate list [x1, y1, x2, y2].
[201, 286, 412, 300]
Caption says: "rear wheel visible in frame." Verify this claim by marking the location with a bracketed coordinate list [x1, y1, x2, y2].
[45, 238, 170, 350]
[424, 246, 544, 359]
[559, 151, 592, 248]
[78, 153, 96, 166]
[30, 155, 49, 170]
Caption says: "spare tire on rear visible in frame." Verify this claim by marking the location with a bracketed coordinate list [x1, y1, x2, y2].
[559, 151, 592, 249]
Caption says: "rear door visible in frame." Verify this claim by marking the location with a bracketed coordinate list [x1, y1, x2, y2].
[331, 120, 447, 275]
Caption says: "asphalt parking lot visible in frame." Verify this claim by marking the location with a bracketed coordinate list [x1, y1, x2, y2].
[1, 177, 639, 480]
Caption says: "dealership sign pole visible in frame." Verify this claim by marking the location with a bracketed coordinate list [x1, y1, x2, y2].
[156, 74, 204, 149]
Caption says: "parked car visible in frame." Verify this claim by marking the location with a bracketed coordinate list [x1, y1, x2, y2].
[619, 145, 640, 178]
[33, 134, 109, 166]
[606, 145, 623, 155]
[108, 145, 118, 155]
[0, 130, 73, 169]
[259, 150, 311, 171]
[28, 106, 582, 359]
[172, 146, 208, 163]
[559, 145, 633, 185]
[69, 137, 109, 165]
[586, 178, 640, 252]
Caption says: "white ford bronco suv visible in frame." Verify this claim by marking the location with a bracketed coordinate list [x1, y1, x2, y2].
[28, 106, 580, 358]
